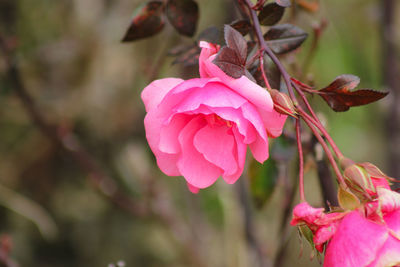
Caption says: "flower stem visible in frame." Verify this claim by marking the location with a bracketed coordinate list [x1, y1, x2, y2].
[296, 103, 344, 159]
[242, 0, 345, 183]
[301, 113, 346, 186]
[296, 119, 305, 202]
[259, 52, 272, 90]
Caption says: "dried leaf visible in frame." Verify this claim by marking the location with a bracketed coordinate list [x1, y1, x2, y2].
[258, 3, 285, 26]
[230, 19, 252, 36]
[264, 24, 308, 54]
[213, 46, 245, 79]
[224, 25, 247, 65]
[122, 1, 165, 42]
[166, 0, 199, 37]
[319, 75, 389, 112]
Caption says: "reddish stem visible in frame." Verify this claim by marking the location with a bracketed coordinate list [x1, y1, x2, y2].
[296, 119, 305, 202]
[243, 0, 345, 175]
[300, 112, 346, 186]
[259, 52, 272, 90]
[297, 105, 343, 159]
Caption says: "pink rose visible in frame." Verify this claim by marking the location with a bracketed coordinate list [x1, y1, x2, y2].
[141, 41, 287, 193]
[291, 188, 400, 267]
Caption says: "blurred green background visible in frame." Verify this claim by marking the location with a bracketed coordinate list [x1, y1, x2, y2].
[0, 0, 398, 266]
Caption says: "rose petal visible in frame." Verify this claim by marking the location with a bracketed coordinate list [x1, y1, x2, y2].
[324, 211, 388, 267]
[241, 103, 269, 162]
[144, 109, 181, 176]
[141, 78, 183, 112]
[158, 78, 217, 121]
[187, 183, 200, 194]
[291, 202, 326, 226]
[159, 114, 190, 154]
[177, 116, 222, 188]
[378, 187, 400, 214]
[199, 42, 274, 113]
[222, 127, 246, 184]
[174, 81, 248, 113]
[384, 208, 400, 238]
[367, 235, 400, 267]
[209, 107, 256, 144]
[260, 109, 288, 138]
[194, 124, 237, 176]
[199, 41, 219, 79]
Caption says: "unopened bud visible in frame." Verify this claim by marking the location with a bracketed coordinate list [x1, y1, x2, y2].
[339, 156, 355, 170]
[269, 89, 297, 117]
[343, 164, 375, 194]
[358, 162, 386, 179]
[342, 160, 391, 199]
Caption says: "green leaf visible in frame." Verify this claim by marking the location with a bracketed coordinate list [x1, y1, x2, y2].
[299, 225, 314, 246]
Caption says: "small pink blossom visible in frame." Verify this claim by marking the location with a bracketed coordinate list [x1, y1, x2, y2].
[141, 41, 287, 192]
[291, 188, 400, 267]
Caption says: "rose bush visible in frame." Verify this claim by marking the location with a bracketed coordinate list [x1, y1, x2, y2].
[141, 41, 287, 193]
[291, 187, 400, 267]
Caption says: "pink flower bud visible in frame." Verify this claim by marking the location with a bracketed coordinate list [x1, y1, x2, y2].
[269, 89, 297, 117]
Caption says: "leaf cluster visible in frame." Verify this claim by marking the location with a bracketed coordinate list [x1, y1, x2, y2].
[122, 0, 199, 42]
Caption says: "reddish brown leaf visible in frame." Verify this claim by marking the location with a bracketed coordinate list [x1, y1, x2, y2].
[224, 25, 247, 65]
[213, 46, 245, 79]
[258, 3, 285, 26]
[264, 24, 308, 54]
[172, 45, 201, 67]
[275, 0, 291, 7]
[319, 75, 389, 112]
[166, 0, 198, 37]
[122, 1, 165, 42]
[230, 20, 252, 36]
[322, 74, 360, 92]
[247, 41, 257, 56]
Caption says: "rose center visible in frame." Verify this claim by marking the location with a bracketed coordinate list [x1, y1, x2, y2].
[204, 114, 233, 128]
